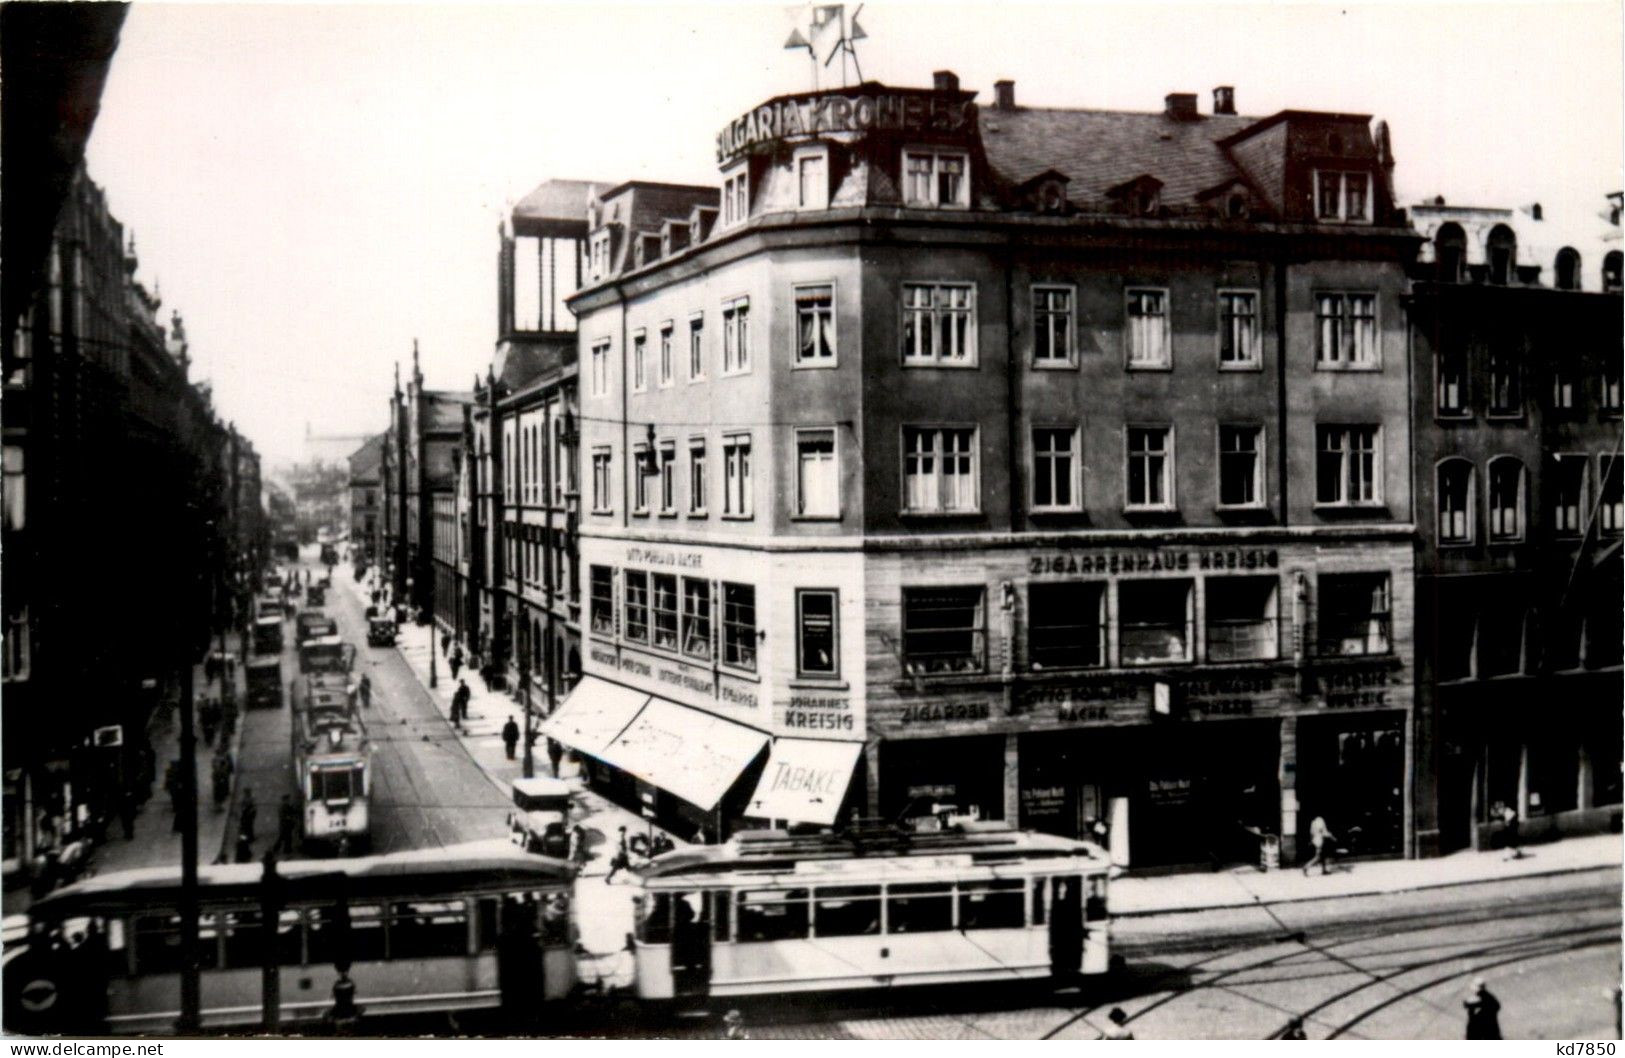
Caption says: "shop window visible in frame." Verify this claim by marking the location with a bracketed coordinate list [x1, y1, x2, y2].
[1550, 455, 1588, 536]
[390, 901, 469, 960]
[1477, 606, 1526, 678]
[624, 570, 649, 643]
[1125, 288, 1170, 368]
[737, 889, 809, 942]
[796, 428, 839, 517]
[1316, 425, 1382, 506]
[1487, 340, 1522, 417]
[1487, 457, 1526, 541]
[902, 426, 978, 513]
[1217, 290, 1261, 368]
[1031, 427, 1079, 510]
[1125, 426, 1174, 510]
[795, 284, 836, 364]
[1317, 573, 1392, 656]
[589, 566, 613, 635]
[1117, 579, 1193, 665]
[1205, 577, 1279, 662]
[796, 589, 839, 678]
[681, 577, 712, 661]
[902, 283, 976, 365]
[885, 883, 954, 933]
[1032, 286, 1075, 366]
[1437, 459, 1475, 544]
[652, 573, 678, 650]
[721, 582, 756, 672]
[1027, 582, 1105, 669]
[1217, 425, 1263, 508]
[957, 879, 1027, 930]
[901, 586, 986, 675]
[1314, 293, 1378, 367]
[813, 886, 881, 937]
[1600, 455, 1623, 532]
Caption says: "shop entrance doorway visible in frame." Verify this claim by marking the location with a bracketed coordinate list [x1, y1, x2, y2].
[1296, 712, 1405, 858]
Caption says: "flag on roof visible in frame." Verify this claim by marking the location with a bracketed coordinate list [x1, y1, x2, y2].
[784, 26, 811, 50]
[848, 14, 866, 40]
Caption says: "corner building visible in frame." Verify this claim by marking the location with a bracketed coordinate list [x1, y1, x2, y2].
[564, 74, 1420, 867]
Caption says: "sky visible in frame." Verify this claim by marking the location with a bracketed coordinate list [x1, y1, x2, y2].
[83, 0, 1623, 468]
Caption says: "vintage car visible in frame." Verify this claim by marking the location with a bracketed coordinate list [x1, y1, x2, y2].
[507, 777, 572, 857]
[366, 617, 397, 647]
[306, 583, 327, 607]
[245, 656, 283, 709]
[295, 611, 338, 645]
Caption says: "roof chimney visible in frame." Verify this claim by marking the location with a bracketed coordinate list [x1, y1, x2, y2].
[933, 70, 959, 93]
[1165, 92, 1198, 120]
[1213, 86, 1235, 115]
[994, 79, 1015, 109]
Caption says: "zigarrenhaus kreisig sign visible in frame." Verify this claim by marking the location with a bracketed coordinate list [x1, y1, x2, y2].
[717, 88, 978, 163]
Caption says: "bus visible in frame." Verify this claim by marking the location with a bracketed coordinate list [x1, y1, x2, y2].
[292, 674, 371, 854]
[627, 823, 1111, 1002]
[3, 843, 577, 1035]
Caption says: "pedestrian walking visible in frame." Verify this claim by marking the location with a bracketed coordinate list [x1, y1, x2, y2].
[211, 754, 231, 810]
[605, 826, 630, 883]
[1302, 814, 1336, 876]
[546, 737, 564, 778]
[239, 788, 257, 842]
[502, 716, 520, 760]
[570, 824, 589, 866]
[722, 1009, 748, 1040]
[451, 679, 472, 726]
[1099, 1008, 1134, 1040]
[478, 660, 493, 692]
[1464, 978, 1502, 1039]
[199, 699, 219, 747]
[441, 632, 452, 657]
[449, 646, 463, 680]
[1281, 1018, 1308, 1040]
[359, 673, 372, 709]
[276, 794, 299, 855]
[235, 831, 254, 864]
[1500, 803, 1525, 860]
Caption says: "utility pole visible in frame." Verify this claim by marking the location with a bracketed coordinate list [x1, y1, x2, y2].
[259, 854, 282, 1033]
[487, 372, 507, 682]
[539, 399, 556, 744]
[175, 571, 203, 1032]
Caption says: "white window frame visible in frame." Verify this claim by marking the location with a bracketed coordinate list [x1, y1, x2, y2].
[687, 437, 707, 516]
[795, 427, 840, 520]
[1312, 168, 1374, 224]
[1030, 426, 1081, 511]
[1216, 423, 1265, 510]
[1486, 455, 1526, 542]
[1216, 288, 1261, 370]
[1552, 369, 1576, 411]
[631, 329, 648, 393]
[1602, 365, 1623, 416]
[1314, 292, 1380, 369]
[590, 447, 612, 513]
[1436, 458, 1476, 546]
[1125, 287, 1171, 369]
[1599, 454, 1623, 532]
[1124, 425, 1176, 512]
[722, 164, 748, 228]
[901, 425, 980, 515]
[796, 588, 840, 679]
[1551, 454, 1589, 537]
[632, 443, 650, 515]
[589, 339, 611, 397]
[723, 433, 753, 519]
[794, 147, 830, 211]
[722, 296, 751, 376]
[688, 312, 705, 382]
[901, 149, 970, 209]
[658, 322, 674, 387]
[658, 440, 677, 516]
[1437, 344, 1469, 418]
[1032, 284, 1076, 368]
[1315, 424, 1384, 507]
[793, 282, 837, 368]
[1487, 343, 1523, 419]
[901, 282, 977, 367]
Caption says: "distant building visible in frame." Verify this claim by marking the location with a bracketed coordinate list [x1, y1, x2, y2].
[348, 433, 385, 562]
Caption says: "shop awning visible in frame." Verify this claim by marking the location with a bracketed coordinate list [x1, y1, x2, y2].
[596, 697, 769, 812]
[744, 738, 864, 826]
[538, 676, 649, 755]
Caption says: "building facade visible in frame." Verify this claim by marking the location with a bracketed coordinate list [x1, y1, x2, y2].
[559, 76, 1423, 865]
[347, 432, 385, 563]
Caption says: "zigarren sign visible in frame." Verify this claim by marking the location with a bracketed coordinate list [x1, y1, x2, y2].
[717, 90, 978, 163]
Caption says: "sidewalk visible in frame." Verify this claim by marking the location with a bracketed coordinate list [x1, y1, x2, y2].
[1110, 831, 1622, 916]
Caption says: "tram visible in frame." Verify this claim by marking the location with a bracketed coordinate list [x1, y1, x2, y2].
[3, 843, 577, 1035]
[627, 823, 1111, 1001]
[292, 673, 372, 854]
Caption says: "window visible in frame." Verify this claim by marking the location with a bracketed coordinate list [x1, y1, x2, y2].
[902, 426, 978, 513]
[1555, 248, 1582, 290]
[3, 604, 29, 682]
[1437, 460, 1475, 544]
[631, 331, 647, 392]
[722, 167, 748, 228]
[2, 445, 23, 532]
[737, 889, 808, 943]
[1488, 341, 1522, 417]
[1118, 579, 1193, 665]
[688, 314, 705, 381]
[591, 448, 612, 513]
[723, 434, 753, 517]
[1605, 251, 1624, 294]
[957, 879, 1026, 931]
[1031, 427, 1078, 510]
[1603, 365, 1622, 415]
[796, 428, 839, 518]
[688, 439, 707, 514]
[797, 589, 839, 677]
[1434, 223, 1466, 282]
[1125, 288, 1170, 368]
[1488, 458, 1526, 541]
[1552, 455, 1588, 535]
[1206, 577, 1279, 662]
[1437, 343, 1468, 416]
[624, 571, 649, 643]
[651, 574, 678, 650]
[795, 284, 836, 365]
[1315, 425, 1382, 506]
[1315, 293, 1378, 366]
[722, 297, 750, 374]
[658, 324, 674, 386]
[589, 566, 613, 635]
[722, 582, 756, 671]
[1027, 582, 1105, 669]
[1317, 573, 1391, 656]
[902, 283, 976, 365]
[1218, 290, 1260, 367]
[632, 444, 650, 514]
[390, 901, 469, 961]
[1600, 455, 1622, 533]
[1486, 225, 1516, 285]
[1314, 170, 1372, 222]
[1125, 426, 1174, 510]
[796, 150, 828, 210]
[901, 586, 986, 675]
[902, 150, 969, 208]
[681, 578, 712, 660]
[1478, 606, 1527, 678]
[814, 886, 880, 937]
[1033, 286, 1074, 365]
[886, 883, 954, 933]
[658, 441, 677, 514]
[590, 339, 610, 396]
[1217, 425, 1263, 508]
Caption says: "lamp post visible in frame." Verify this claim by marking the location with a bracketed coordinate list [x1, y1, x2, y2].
[428, 617, 438, 690]
[520, 659, 534, 779]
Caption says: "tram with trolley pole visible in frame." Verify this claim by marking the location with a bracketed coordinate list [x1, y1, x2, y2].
[292, 670, 372, 855]
[625, 822, 1112, 1002]
[2, 843, 578, 1035]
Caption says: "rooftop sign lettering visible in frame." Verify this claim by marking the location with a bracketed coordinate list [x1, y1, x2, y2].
[717, 91, 977, 163]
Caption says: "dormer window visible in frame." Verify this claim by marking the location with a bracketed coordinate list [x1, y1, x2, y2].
[722, 165, 749, 228]
[795, 148, 829, 211]
[1315, 170, 1372, 223]
[902, 150, 969, 209]
[589, 231, 611, 281]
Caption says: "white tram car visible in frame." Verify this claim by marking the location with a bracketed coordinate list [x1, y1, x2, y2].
[292, 672, 372, 854]
[627, 824, 1112, 1000]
